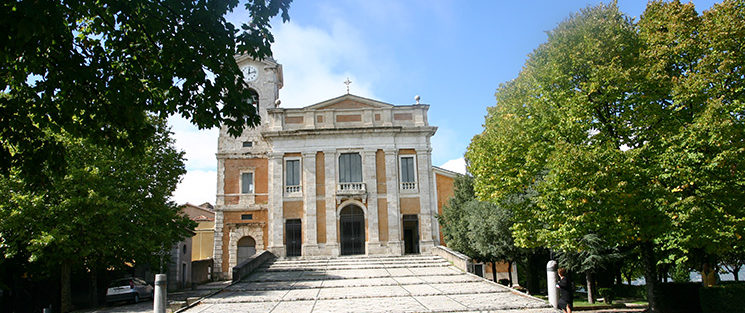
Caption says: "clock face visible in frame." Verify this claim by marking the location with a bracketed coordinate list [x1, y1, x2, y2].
[242, 65, 258, 82]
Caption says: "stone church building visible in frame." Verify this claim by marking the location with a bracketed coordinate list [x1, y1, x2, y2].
[212, 56, 458, 279]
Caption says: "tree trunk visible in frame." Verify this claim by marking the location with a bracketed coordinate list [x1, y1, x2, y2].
[586, 271, 595, 304]
[507, 260, 513, 287]
[615, 263, 623, 285]
[641, 242, 659, 313]
[524, 252, 541, 294]
[61, 262, 72, 313]
[492, 262, 498, 282]
[90, 266, 98, 307]
[733, 265, 741, 282]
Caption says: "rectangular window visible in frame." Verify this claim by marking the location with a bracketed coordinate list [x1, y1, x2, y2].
[241, 172, 254, 194]
[241, 214, 253, 220]
[339, 153, 362, 183]
[285, 159, 300, 186]
[242, 141, 253, 147]
[400, 156, 415, 183]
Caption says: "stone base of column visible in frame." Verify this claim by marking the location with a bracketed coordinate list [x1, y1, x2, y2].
[419, 240, 435, 254]
[366, 241, 388, 255]
[213, 272, 231, 281]
[322, 243, 340, 257]
[387, 241, 404, 256]
[269, 245, 286, 258]
[302, 244, 324, 257]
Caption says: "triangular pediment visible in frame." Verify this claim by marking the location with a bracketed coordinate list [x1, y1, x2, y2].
[304, 94, 395, 110]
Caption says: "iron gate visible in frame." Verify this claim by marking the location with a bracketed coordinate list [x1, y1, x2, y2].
[286, 219, 302, 257]
[340, 206, 365, 255]
[403, 214, 419, 254]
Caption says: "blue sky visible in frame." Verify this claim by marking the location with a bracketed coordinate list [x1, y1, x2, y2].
[170, 0, 720, 205]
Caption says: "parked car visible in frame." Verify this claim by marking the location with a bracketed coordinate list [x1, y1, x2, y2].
[105, 277, 153, 304]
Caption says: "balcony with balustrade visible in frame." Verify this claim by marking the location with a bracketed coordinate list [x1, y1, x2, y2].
[285, 185, 302, 197]
[400, 182, 418, 191]
[335, 182, 366, 204]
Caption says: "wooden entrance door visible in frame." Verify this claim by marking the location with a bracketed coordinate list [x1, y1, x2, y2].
[286, 219, 302, 257]
[340, 205, 365, 255]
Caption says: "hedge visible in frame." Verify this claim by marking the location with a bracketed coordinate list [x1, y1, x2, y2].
[654, 282, 702, 313]
[612, 284, 647, 300]
[699, 282, 745, 313]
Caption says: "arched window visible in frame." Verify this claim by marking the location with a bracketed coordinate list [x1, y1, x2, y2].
[246, 88, 259, 108]
[237, 236, 256, 264]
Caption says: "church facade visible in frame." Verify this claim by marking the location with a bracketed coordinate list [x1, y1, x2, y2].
[212, 56, 457, 278]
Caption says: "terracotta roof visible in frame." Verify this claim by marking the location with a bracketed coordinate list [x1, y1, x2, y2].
[192, 215, 214, 222]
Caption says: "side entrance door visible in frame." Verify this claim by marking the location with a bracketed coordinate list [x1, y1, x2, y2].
[403, 214, 419, 254]
[286, 219, 302, 257]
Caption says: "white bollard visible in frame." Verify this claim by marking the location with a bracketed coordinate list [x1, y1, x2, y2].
[154, 274, 167, 313]
[546, 260, 558, 309]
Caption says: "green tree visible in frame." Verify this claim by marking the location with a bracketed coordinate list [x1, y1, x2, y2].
[0, 118, 194, 312]
[466, 2, 745, 312]
[438, 175, 525, 284]
[556, 234, 622, 303]
[0, 0, 291, 182]
[438, 174, 479, 258]
[466, 200, 523, 286]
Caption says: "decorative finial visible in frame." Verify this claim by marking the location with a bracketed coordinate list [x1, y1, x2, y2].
[415, 95, 421, 105]
[275, 99, 281, 107]
[344, 77, 352, 94]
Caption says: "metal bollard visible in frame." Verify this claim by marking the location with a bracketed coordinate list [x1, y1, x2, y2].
[154, 274, 167, 313]
[546, 260, 558, 309]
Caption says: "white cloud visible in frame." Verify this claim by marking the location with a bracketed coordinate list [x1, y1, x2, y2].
[168, 115, 218, 171]
[168, 13, 389, 205]
[439, 157, 466, 174]
[171, 169, 217, 206]
[167, 115, 218, 205]
[272, 20, 378, 107]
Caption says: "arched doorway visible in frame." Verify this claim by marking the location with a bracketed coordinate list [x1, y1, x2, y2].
[340, 205, 365, 255]
[237, 236, 256, 264]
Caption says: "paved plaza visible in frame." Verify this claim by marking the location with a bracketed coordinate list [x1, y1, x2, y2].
[185, 255, 557, 313]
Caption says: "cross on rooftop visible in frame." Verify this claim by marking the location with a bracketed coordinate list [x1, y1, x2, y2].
[344, 77, 352, 94]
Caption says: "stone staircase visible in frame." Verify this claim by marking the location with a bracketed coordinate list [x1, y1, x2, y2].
[185, 255, 556, 313]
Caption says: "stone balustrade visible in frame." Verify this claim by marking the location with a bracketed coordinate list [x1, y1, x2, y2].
[265, 105, 430, 132]
[400, 182, 417, 190]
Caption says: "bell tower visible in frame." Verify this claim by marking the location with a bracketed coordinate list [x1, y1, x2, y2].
[213, 57, 282, 278]
[217, 57, 283, 155]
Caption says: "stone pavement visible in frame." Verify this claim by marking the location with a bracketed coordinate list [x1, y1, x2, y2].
[184, 255, 557, 313]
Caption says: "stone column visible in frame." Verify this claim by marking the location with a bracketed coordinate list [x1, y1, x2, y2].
[212, 210, 225, 279]
[302, 151, 318, 256]
[362, 150, 380, 253]
[324, 150, 339, 256]
[384, 149, 402, 255]
[216, 158, 225, 206]
[417, 149, 435, 253]
[268, 152, 285, 256]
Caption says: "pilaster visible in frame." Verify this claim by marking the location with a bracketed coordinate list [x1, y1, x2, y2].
[302, 151, 320, 256]
[324, 150, 339, 255]
[212, 209, 225, 277]
[384, 149, 403, 255]
[417, 149, 435, 253]
[268, 152, 285, 256]
[362, 150, 382, 253]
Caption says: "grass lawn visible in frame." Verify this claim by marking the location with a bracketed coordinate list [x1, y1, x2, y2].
[532, 295, 648, 308]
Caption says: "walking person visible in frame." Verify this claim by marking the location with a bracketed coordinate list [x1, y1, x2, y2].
[557, 267, 573, 313]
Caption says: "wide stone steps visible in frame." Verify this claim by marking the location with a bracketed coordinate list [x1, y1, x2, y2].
[261, 262, 453, 272]
[185, 254, 556, 313]
[229, 275, 483, 291]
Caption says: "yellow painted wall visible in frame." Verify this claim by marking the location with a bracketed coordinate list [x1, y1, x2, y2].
[192, 221, 214, 261]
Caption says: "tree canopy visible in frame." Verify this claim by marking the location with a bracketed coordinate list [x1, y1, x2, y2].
[466, 1, 745, 311]
[0, 0, 291, 182]
[0, 117, 193, 311]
